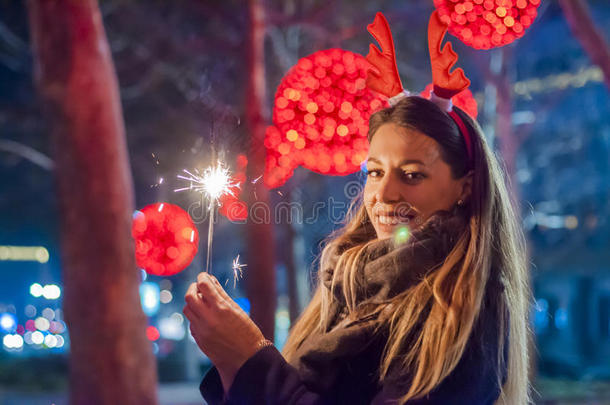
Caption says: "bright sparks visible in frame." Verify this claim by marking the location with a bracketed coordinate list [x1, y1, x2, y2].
[174, 160, 241, 274]
[231, 254, 247, 289]
[175, 161, 239, 202]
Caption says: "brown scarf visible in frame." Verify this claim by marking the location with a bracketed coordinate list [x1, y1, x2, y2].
[290, 208, 469, 394]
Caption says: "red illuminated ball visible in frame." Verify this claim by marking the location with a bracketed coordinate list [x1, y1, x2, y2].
[132, 203, 199, 276]
[146, 326, 160, 341]
[433, 0, 540, 49]
[264, 48, 387, 188]
[420, 83, 478, 119]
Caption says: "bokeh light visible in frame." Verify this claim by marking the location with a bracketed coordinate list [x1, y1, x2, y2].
[159, 315, 185, 341]
[146, 326, 160, 341]
[140, 282, 160, 317]
[0, 313, 17, 333]
[31, 331, 44, 345]
[433, 0, 541, 49]
[132, 203, 199, 276]
[24, 305, 36, 318]
[264, 48, 387, 188]
[394, 226, 411, 245]
[29, 283, 43, 297]
[3, 334, 24, 349]
[160, 290, 173, 304]
[34, 317, 50, 331]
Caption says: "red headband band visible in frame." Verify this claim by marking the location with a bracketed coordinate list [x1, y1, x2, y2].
[448, 110, 473, 162]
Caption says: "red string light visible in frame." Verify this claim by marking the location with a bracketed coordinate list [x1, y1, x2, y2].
[433, 0, 540, 49]
[264, 48, 387, 189]
[132, 203, 199, 276]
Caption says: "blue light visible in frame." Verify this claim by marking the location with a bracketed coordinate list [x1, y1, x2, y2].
[554, 307, 569, 330]
[139, 282, 160, 317]
[234, 297, 251, 315]
[532, 298, 549, 334]
[0, 313, 17, 333]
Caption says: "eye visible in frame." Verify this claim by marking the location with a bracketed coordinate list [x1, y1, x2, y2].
[401, 171, 426, 184]
[366, 169, 383, 179]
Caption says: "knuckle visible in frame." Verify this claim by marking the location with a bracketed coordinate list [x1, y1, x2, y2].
[217, 301, 231, 313]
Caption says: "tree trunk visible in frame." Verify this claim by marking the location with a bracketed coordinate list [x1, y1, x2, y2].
[283, 188, 301, 324]
[491, 48, 522, 205]
[559, 0, 610, 89]
[245, 0, 276, 340]
[27, 1, 158, 404]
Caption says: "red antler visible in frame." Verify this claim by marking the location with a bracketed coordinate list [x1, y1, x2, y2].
[366, 12, 404, 98]
[428, 10, 470, 99]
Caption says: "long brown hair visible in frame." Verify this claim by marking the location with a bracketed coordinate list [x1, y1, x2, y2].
[282, 97, 533, 404]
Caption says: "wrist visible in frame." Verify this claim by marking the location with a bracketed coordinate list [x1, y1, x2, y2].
[255, 338, 274, 351]
[215, 338, 273, 394]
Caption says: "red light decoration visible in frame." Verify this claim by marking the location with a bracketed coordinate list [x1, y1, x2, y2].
[264, 48, 387, 188]
[132, 203, 199, 276]
[433, 0, 540, 49]
[218, 154, 248, 221]
[146, 326, 160, 341]
[420, 83, 478, 119]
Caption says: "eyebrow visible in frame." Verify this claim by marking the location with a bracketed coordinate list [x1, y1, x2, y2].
[367, 157, 427, 166]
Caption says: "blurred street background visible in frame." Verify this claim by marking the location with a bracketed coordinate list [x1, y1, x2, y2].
[1, 0, 610, 403]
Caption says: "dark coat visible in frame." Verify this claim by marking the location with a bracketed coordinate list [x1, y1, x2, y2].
[199, 282, 508, 405]
[200, 211, 508, 404]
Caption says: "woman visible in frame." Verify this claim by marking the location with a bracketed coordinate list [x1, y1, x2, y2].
[184, 97, 533, 404]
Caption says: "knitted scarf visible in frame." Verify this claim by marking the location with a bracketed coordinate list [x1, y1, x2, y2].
[290, 208, 469, 394]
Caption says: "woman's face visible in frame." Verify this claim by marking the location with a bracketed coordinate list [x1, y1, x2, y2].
[363, 123, 471, 239]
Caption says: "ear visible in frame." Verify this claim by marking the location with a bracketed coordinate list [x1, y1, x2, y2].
[458, 170, 473, 203]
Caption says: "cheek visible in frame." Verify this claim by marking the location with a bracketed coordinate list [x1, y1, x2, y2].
[363, 181, 376, 207]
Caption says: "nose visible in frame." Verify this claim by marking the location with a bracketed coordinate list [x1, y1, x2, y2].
[375, 172, 401, 203]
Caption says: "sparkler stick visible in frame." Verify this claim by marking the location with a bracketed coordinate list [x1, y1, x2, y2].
[175, 161, 239, 274]
[206, 199, 214, 273]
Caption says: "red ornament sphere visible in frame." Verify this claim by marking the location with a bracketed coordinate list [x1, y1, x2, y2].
[433, 0, 540, 49]
[264, 48, 387, 188]
[420, 83, 478, 119]
[132, 203, 199, 276]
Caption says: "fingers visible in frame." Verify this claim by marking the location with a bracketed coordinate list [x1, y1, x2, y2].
[184, 282, 208, 319]
[183, 303, 196, 321]
[196, 272, 226, 305]
[208, 275, 241, 311]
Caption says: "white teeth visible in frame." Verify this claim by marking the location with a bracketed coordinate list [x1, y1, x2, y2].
[378, 216, 408, 225]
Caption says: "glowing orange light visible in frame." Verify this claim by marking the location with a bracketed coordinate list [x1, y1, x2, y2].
[306, 102, 319, 113]
[286, 129, 298, 142]
[304, 113, 316, 125]
[496, 6, 507, 17]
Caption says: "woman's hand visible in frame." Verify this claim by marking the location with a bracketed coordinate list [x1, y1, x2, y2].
[183, 272, 266, 391]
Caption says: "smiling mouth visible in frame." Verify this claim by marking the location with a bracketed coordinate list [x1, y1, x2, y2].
[375, 213, 416, 226]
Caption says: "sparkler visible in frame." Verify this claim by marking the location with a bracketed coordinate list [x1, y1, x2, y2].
[231, 254, 247, 289]
[175, 161, 240, 273]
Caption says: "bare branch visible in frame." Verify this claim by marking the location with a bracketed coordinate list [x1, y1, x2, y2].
[0, 139, 54, 170]
[559, 0, 610, 89]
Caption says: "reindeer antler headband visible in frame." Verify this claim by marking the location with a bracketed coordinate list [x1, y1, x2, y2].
[366, 11, 473, 162]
